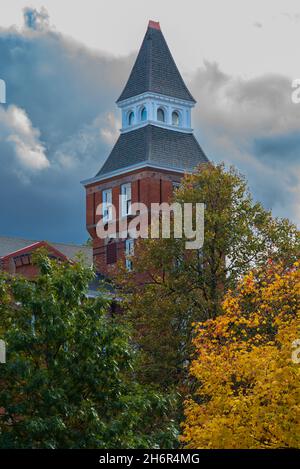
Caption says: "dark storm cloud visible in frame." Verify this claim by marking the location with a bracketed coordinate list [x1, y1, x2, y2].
[0, 8, 131, 243]
[191, 62, 300, 224]
[0, 8, 299, 245]
[253, 132, 300, 161]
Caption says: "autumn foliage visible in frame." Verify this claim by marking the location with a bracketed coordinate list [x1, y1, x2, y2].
[181, 262, 300, 448]
[116, 164, 300, 391]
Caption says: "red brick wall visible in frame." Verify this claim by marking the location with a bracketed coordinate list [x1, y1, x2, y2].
[14, 264, 40, 279]
[1, 260, 41, 279]
[85, 167, 183, 276]
[1, 247, 67, 280]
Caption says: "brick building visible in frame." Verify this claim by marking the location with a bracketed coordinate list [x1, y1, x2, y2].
[0, 236, 92, 280]
[82, 20, 208, 276]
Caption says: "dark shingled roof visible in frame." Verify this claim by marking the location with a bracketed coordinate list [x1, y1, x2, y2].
[0, 236, 93, 267]
[117, 22, 195, 103]
[96, 125, 208, 176]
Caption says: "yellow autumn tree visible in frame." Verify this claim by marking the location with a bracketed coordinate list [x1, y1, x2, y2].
[181, 262, 300, 448]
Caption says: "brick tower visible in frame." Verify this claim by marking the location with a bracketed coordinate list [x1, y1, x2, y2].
[82, 20, 208, 276]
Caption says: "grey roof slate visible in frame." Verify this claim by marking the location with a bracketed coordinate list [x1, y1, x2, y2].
[97, 124, 208, 176]
[87, 273, 116, 298]
[0, 236, 93, 267]
[117, 23, 195, 103]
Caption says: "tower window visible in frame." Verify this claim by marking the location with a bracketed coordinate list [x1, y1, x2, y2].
[141, 106, 147, 121]
[102, 188, 112, 222]
[128, 111, 135, 126]
[157, 107, 165, 122]
[172, 111, 180, 126]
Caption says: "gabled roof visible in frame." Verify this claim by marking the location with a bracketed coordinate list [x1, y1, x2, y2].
[117, 21, 195, 103]
[96, 125, 208, 177]
[0, 241, 68, 262]
[0, 236, 93, 266]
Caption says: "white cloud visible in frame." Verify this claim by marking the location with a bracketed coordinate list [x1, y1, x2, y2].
[0, 6, 299, 243]
[100, 112, 120, 145]
[2, 1, 300, 77]
[23, 6, 50, 32]
[192, 62, 300, 137]
[191, 61, 300, 226]
[0, 105, 49, 171]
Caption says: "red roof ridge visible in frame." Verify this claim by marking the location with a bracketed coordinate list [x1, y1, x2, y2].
[0, 240, 68, 261]
[148, 20, 160, 30]
[0, 241, 42, 260]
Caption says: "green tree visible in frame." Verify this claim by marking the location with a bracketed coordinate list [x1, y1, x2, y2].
[0, 252, 177, 448]
[117, 163, 300, 390]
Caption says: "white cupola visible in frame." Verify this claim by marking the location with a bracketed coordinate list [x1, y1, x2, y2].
[116, 20, 195, 135]
[118, 92, 194, 133]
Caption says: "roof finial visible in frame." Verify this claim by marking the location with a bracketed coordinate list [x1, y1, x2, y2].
[148, 20, 160, 30]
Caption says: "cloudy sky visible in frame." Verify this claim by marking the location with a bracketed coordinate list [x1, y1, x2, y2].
[0, 0, 299, 244]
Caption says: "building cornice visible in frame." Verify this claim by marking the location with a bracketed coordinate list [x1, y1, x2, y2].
[120, 120, 193, 134]
[117, 91, 195, 109]
[81, 162, 188, 187]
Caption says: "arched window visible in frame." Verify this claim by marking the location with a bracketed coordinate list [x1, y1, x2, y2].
[157, 107, 165, 122]
[172, 111, 180, 126]
[141, 106, 147, 121]
[128, 111, 135, 126]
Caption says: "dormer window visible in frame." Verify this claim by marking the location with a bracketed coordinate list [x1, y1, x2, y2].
[172, 111, 180, 126]
[157, 107, 165, 122]
[141, 106, 147, 122]
[128, 111, 135, 126]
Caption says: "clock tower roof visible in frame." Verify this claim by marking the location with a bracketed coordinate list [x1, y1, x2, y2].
[117, 20, 195, 104]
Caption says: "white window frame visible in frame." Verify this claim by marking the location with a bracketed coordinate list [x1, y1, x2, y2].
[128, 111, 135, 126]
[125, 238, 134, 271]
[157, 107, 165, 122]
[102, 188, 112, 223]
[172, 110, 180, 126]
[121, 183, 132, 217]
